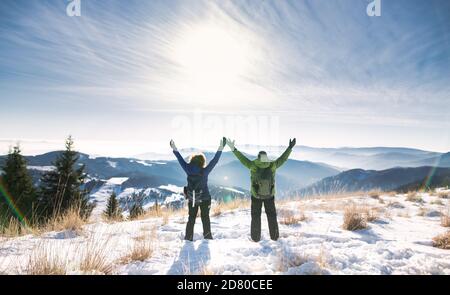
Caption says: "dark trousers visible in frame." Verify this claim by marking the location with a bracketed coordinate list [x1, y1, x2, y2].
[251, 196, 279, 242]
[185, 200, 212, 241]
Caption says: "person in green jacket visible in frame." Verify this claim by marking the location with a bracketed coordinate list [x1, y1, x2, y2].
[226, 138, 296, 242]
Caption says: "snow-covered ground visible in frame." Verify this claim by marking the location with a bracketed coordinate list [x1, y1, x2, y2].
[0, 191, 449, 275]
[89, 177, 129, 220]
[27, 165, 55, 172]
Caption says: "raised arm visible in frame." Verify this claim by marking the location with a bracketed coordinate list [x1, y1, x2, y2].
[227, 138, 252, 169]
[170, 140, 188, 173]
[274, 138, 296, 169]
[204, 138, 226, 173]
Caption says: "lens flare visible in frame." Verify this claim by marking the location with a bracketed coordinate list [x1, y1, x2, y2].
[0, 179, 29, 228]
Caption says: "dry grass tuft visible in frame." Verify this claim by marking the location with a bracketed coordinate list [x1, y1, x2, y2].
[342, 205, 367, 231]
[120, 227, 156, 264]
[211, 199, 249, 217]
[397, 210, 411, 218]
[387, 201, 405, 209]
[26, 243, 67, 275]
[363, 207, 380, 222]
[384, 191, 397, 197]
[127, 240, 153, 263]
[279, 208, 308, 225]
[199, 262, 215, 275]
[138, 206, 185, 222]
[406, 192, 423, 203]
[417, 207, 427, 217]
[441, 209, 450, 227]
[432, 231, 450, 250]
[102, 214, 123, 223]
[212, 205, 222, 217]
[431, 199, 444, 206]
[368, 191, 381, 199]
[0, 257, 10, 275]
[436, 191, 450, 199]
[275, 247, 308, 272]
[79, 236, 114, 275]
[45, 206, 87, 234]
[161, 211, 170, 225]
[0, 218, 34, 238]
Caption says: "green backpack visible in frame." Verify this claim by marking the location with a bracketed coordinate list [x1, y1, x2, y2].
[253, 164, 275, 198]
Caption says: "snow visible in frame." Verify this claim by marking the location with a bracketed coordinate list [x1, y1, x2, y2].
[27, 165, 55, 172]
[136, 160, 152, 167]
[107, 177, 129, 185]
[159, 184, 184, 194]
[130, 160, 153, 167]
[1, 191, 449, 275]
[89, 177, 129, 220]
[219, 186, 245, 195]
[107, 161, 117, 168]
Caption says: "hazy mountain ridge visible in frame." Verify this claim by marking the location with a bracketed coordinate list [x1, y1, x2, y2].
[0, 150, 340, 198]
[2, 146, 449, 202]
[297, 166, 450, 196]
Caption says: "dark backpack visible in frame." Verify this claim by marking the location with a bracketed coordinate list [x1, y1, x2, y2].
[184, 172, 204, 205]
[253, 164, 275, 198]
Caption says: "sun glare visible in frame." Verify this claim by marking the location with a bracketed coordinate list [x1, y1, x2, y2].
[173, 24, 254, 104]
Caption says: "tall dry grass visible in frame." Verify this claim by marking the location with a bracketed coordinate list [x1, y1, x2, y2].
[211, 199, 249, 217]
[406, 192, 423, 203]
[441, 208, 450, 227]
[432, 231, 450, 250]
[367, 191, 381, 199]
[135, 206, 186, 223]
[275, 247, 308, 273]
[120, 226, 156, 264]
[0, 206, 89, 239]
[0, 218, 35, 238]
[436, 191, 449, 199]
[278, 206, 308, 225]
[342, 205, 368, 231]
[44, 206, 88, 235]
[26, 243, 67, 275]
[78, 235, 114, 275]
[0, 256, 10, 275]
[431, 199, 444, 206]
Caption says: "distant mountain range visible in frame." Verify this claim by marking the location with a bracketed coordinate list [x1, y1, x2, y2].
[1, 146, 450, 204]
[289, 146, 448, 170]
[136, 145, 450, 171]
[297, 166, 450, 196]
[0, 150, 340, 195]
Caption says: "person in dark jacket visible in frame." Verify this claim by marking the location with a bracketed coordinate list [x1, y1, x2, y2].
[226, 138, 296, 242]
[170, 138, 226, 241]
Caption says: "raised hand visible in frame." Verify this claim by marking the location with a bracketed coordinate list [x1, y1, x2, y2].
[218, 137, 226, 151]
[289, 138, 296, 148]
[170, 139, 178, 151]
[226, 138, 236, 150]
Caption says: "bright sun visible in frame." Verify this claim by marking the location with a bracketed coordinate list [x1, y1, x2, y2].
[173, 24, 253, 103]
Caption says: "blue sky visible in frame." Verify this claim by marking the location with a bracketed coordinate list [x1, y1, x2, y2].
[0, 0, 449, 156]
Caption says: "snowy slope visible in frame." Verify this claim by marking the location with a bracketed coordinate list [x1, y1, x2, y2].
[89, 177, 129, 220]
[1, 191, 449, 275]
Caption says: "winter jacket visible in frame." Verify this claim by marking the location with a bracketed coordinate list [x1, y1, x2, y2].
[173, 150, 222, 201]
[232, 147, 292, 198]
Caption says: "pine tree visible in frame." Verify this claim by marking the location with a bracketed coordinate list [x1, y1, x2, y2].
[0, 145, 36, 225]
[129, 191, 144, 220]
[104, 192, 122, 220]
[38, 136, 94, 221]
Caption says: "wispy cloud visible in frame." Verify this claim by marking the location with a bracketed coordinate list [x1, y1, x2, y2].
[0, 0, 449, 152]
